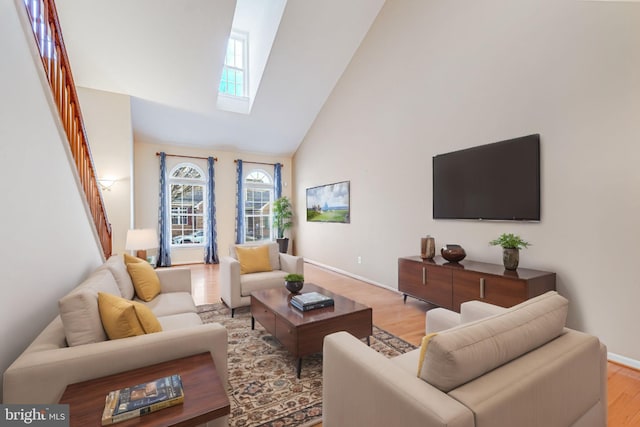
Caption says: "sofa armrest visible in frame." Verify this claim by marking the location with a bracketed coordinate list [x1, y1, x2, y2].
[279, 253, 303, 275]
[322, 332, 473, 427]
[156, 267, 192, 293]
[219, 256, 241, 309]
[459, 300, 507, 324]
[3, 322, 227, 404]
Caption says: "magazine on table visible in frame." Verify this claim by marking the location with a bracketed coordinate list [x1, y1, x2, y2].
[101, 374, 184, 425]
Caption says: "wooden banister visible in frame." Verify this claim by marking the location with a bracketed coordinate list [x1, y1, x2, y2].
[23, 0, 112, 259]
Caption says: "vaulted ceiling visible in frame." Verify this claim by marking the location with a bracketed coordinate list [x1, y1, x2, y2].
[55, 0, 385, 156]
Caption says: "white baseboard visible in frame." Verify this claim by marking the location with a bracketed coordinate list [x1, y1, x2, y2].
[303, 258, 400, 294]
[608, 352, 640, 370]
[304, 259, 640, 371]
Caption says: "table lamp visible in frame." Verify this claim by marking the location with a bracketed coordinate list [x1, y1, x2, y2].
[125, 229, 158, 261]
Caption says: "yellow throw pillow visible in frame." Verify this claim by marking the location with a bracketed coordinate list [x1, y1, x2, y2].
[98, 293, 162, 339]
[123, 253, 145, 265]
[131, 300, 163, 334]
[236, 245, 273, 275]
[98, 292, 145, 340]
[417, 333, 438, 376]
[126, 262, 161, 302]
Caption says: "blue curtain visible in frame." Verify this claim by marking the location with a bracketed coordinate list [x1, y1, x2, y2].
[157, 152, 171, 267]
[274, 162, 283, 200]
[235, 159, 245, 244]
[204, 157, 219, 264]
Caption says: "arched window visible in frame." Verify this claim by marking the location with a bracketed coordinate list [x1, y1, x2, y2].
[244, 169, 273, 242]
[169, 163, 206, 246]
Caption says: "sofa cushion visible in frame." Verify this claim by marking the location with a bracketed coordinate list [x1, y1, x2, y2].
[58, 269, 121, 346]
[123, 253, 145, 265]
[236, 245, 273, 274]
[98, 255, 135, 300]
[136, 292, 197, 317]
[419, 291, 568, 392]
[240, 270, 288, 296]
[417, 333, 437, 376]
[157, 312, 203, 330]
[127, 261, 161, 302]
[98, 292, 162, 339]
[232, 242, 281, 271]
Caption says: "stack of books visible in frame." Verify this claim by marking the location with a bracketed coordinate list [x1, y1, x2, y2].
[101, 374, 184, 425]
[290, 291, 334, 312]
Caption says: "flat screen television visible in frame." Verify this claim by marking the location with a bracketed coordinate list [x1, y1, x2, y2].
[432, 134, 540, 221]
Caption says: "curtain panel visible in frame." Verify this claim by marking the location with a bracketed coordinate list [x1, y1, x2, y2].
[157, 152, 171, 267]
[205, 157, 219, 263]
[235, 159, 245, 244]
[274, 162, 282, 200]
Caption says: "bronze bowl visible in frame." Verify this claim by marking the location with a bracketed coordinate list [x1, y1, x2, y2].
[441, 244, 466, 263]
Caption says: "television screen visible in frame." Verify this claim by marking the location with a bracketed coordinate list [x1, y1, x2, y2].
[432, 134, 540, 221]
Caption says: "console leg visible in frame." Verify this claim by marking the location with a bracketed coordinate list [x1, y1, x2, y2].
[251, 316, 255, 330]
[297, 358, 302, 379]
[231, 308, 235, 318]
[403, 294, 408, 304]
[367, 336, 370, 346]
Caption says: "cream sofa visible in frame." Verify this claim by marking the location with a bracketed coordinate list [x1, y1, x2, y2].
[323, 291, 607, 427]
[219, 242, 303, 316]
[3, 255, 228, 426]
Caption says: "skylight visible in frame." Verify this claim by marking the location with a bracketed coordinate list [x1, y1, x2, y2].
[216, 0, 287, 115]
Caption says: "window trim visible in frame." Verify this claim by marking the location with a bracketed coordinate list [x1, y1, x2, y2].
[243, 168, 274, 243]
[219, 30, 249, 99]
[168, 163, 207, 248]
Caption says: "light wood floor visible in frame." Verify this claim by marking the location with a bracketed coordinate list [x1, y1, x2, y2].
[188, 262, 640, 426]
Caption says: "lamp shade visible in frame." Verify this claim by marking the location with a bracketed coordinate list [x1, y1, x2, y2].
[125, 229, 158, 251]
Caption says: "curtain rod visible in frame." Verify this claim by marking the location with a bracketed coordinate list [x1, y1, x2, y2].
[234, 159, 283, 168]
[155, 152, 217, 161]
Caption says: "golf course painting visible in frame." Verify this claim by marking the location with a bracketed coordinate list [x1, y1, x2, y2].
[306, 181, 350, 223]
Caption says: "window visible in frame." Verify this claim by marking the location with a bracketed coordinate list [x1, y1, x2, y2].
[169, 163, 206, 246]
[219, 32, 248, 98]
[244, 170, 273, 242]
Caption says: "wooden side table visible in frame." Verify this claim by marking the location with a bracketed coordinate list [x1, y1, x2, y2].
[59, 352, 229, 427]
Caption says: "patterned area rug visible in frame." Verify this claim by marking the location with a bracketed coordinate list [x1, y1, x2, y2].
[197, 303, 416, 427]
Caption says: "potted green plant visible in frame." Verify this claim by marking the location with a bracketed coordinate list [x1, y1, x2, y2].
[273, 196, 293, 253]
[489, 233, 531, 270]
[284, 273, 304, 294]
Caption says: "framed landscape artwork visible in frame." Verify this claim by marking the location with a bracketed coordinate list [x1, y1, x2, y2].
[306, 181, 350, 223]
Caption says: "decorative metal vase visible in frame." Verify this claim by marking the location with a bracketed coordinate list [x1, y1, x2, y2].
[502, 248, 519, 270]
[421, 236, 436, 260]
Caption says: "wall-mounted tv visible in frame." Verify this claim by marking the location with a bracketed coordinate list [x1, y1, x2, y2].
[433, 134, 540, 221]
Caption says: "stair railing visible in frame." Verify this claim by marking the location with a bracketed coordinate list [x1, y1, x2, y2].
[23, 0, 112, 259]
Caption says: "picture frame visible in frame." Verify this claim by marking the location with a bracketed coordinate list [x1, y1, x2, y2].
[306, 181, 350, 223]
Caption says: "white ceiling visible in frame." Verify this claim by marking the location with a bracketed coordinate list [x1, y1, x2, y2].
[55, 0, 385, 156]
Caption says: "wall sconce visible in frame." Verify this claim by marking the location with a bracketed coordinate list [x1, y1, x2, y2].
[98, 178, 116, 191]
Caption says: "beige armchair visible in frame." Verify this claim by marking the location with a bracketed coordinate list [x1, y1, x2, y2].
[219, 242, 303, 316]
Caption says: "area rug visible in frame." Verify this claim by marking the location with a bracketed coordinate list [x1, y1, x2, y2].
[197, 303, 416, 427]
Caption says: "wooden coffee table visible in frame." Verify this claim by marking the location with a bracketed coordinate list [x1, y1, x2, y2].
[250, 283, 373, 378]
[59, 352, 229, 426]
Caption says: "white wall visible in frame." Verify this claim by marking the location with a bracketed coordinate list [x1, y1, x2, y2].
[134, 140, 292, 265]
[77, 87, 134, 255]
[294, 0, 640, 362]
[0, 1, 103, 400]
